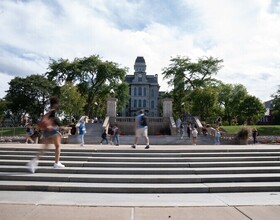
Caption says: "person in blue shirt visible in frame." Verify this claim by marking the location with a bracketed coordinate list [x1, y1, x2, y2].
[131, 109, 150, 149]
[79, 120, 86, 146]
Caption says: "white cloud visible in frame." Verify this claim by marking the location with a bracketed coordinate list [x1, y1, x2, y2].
[0, 0, 279, 101]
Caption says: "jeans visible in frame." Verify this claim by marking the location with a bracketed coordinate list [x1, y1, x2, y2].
[113, 134, 119, 145]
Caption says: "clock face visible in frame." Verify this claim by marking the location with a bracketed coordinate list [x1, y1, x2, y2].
[138, 73, 142, 77]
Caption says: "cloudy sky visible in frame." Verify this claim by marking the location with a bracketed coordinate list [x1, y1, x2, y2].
[0, 0, 279, 102]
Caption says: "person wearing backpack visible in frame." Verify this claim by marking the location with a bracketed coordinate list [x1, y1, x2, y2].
[131, 109, 150, 149]
[78, 120, 86, 146]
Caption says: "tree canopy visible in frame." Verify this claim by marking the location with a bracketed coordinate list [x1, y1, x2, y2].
[46, 55, 129, 117]
[271, 87, 280, 124]
[162, 56, 265, 125]
[5, 75, 55, 125]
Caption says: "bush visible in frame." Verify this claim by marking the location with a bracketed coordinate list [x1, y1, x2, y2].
[237, 127, 251, 139]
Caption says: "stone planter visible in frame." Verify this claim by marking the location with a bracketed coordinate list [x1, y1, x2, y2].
[239, 138, 248, 145]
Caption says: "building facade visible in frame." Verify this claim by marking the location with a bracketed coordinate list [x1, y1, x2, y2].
[122, 56, 160, 117]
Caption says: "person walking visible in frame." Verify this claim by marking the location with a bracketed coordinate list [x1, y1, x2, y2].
[108, 125, 114, 145]
[27, 97, 65, 173]
[192, 126, 198, 145]
[100, 129, 109, 144]
[214, 128, 221, 145]
[187, 124, 191, 139]
[112, 124, 120, 146]
[180, 123, 187, 140]
[252, 128, 258, 144]
[78, 120, 86, 146]
[131, 109, 150, 149]
[176, 118, 182, 134]
[25, 124, 34, 144]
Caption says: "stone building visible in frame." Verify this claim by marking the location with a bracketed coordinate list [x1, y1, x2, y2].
[122, 56, 160, 117]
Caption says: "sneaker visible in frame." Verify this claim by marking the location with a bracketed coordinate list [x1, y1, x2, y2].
[145, 145, 150, 149]
[53, 162, 65, 169]
[131, 145, 136, 149]
[27, 158, 38, 173]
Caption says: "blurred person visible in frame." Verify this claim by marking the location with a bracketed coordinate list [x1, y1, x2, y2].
[27, 97, 65, 173]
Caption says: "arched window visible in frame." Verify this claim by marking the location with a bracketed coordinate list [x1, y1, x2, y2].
[138, 100, 142, 108]
[134, 100, 137, 108]
[138, 87, 142, 96]
[144, 87, 147, 96]
[151, 100, 154, 109]
[143, 100, 147, 108]
[134, 88, 137, 96]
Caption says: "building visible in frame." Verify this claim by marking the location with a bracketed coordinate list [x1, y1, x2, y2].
[122, 56, 160, 117]
[259, 100, 273, 124]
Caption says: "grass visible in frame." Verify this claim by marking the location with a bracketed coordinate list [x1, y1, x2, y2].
[221, 125, 280, 136]
[0, 127, 26, 137]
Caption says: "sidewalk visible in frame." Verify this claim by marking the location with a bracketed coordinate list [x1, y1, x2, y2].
[1, 203, 280, 220]
[1, 191, 280, 219]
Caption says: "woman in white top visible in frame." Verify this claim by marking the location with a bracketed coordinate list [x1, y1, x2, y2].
[192, 127, 198, 145]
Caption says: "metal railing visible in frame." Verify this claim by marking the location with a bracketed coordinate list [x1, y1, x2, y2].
[0, 127, 26, 137]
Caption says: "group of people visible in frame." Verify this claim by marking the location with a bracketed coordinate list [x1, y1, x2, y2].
[26, 98, 150, 173]
[176, 118, 199, 145]
[99, 124, 120, 146]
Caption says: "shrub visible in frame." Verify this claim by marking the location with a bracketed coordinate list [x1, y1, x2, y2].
[237, 127, 251, 139]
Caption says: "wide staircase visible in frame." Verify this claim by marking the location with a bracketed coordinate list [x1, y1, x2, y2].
[1, 146, 280, 193]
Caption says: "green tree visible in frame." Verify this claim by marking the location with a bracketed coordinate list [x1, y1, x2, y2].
[218, 84, 248, 125]
[190, 86, 221, 122]
[46, 55, 129, 117]
[162, 56, 223, 118]
[5, 75, 55, 125]
[0, 99, 7, 126]
[238, 95, 266, 125]
[271, 87, 280, 124]
[59, 82, 86, 122]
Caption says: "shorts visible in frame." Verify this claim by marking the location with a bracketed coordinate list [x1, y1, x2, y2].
[42, 128, 60, 139]
[136, 127, 148, 138]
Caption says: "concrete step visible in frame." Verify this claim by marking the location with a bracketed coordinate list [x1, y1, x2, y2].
[1, 155, 280, 162]
[3, 150, 280, 158]
[1, 165, 280, 175]
[2, 160, 280, 168]
[1, 172, 280, 184]
[1, 146, 280, 193]
[0, 180, 280, 193]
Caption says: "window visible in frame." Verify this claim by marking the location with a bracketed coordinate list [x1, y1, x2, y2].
[151, 100, 154, 109]
[151, 89, 154, 97]
[138, 100, 142, 108]
[138, 87, 142, 96]
[134, 88, 137, 96]
[134, 100, 137, 108]
[144, 87, 147, 96]
[143, 100, 147, 108]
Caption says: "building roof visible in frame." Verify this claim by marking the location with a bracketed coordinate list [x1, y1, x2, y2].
[125, 75, 158, 84]
[264, 100, 273, 109]
[135, 56, 145, 64]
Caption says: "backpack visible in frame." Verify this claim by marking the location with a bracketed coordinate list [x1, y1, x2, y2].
[140, 115, 148, 126]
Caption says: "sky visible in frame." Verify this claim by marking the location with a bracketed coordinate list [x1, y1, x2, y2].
[0, 0, 280, 102]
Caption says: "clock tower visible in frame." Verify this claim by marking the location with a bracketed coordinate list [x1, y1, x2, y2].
[124, 56, 160, 117]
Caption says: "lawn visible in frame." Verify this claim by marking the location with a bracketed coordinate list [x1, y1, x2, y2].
[221, 125, 280, 136]
[0, 127, 26, 137]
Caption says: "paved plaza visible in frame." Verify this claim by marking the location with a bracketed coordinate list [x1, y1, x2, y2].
[1, 143, 280, 219]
